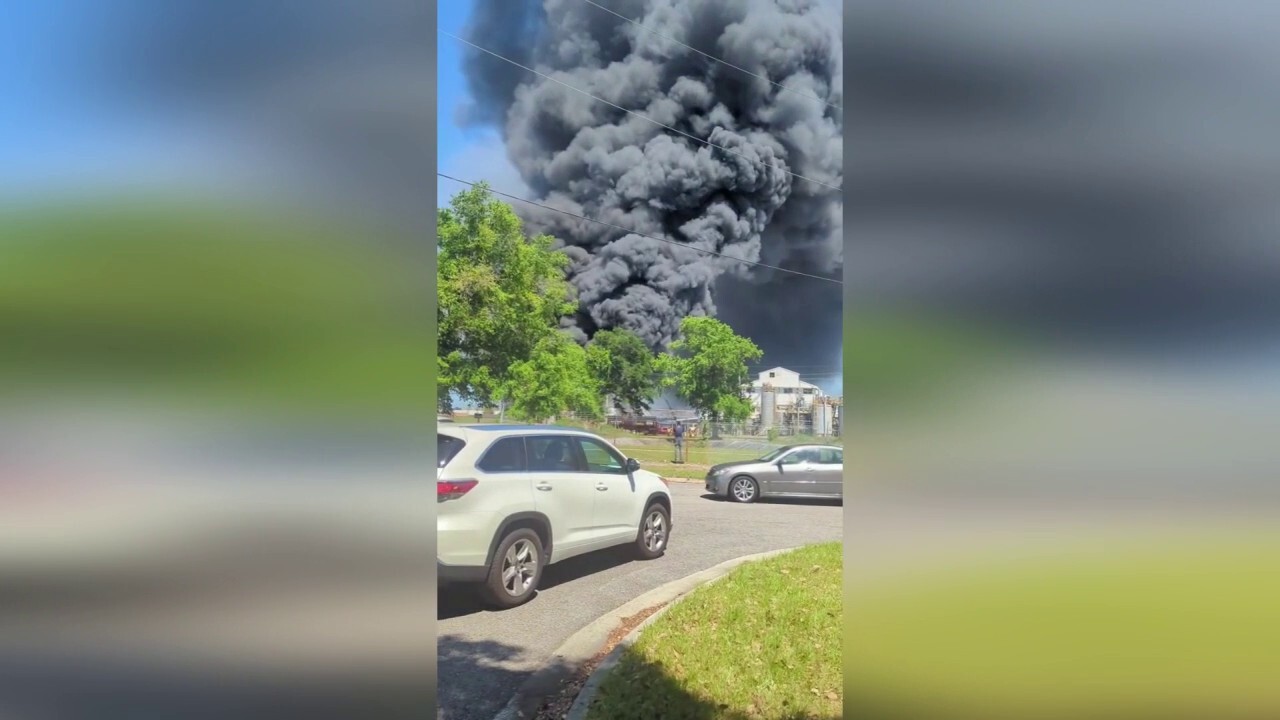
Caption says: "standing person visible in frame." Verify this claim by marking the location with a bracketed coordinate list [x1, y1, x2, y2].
[673, 420, 685, 462]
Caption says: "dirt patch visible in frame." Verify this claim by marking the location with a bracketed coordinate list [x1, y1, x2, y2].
[531, 602, 668, 720]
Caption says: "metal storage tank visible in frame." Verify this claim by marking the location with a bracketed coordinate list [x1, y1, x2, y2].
[761, 384, 776, 430]
[814, 399, 832, 436]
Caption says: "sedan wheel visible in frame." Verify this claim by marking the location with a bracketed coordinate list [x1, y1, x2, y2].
[729, 476, 758, 503]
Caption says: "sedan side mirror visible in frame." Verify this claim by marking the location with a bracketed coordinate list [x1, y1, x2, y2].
[626, 458, 641, 473]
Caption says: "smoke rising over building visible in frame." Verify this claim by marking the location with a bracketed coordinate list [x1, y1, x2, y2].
[461, 0, 843, 353]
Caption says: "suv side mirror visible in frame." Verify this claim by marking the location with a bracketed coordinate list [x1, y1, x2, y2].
[626, 458, 641, 473]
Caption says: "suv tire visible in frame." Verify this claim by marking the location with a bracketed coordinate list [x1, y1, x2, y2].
[635, 503, 670, 560]
[480, 528, 544, 609]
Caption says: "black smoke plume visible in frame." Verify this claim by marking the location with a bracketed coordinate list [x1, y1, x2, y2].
[461, 0, 843, 353]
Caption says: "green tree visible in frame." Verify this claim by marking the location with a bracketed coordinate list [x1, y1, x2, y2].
[586, 328, 660, 414]
[660, 317, 763, 438]
[504, 332, 601, 422]
[437, 184, 577, 410]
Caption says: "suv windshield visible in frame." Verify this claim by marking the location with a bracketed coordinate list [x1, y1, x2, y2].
[438, 434, 465, 468]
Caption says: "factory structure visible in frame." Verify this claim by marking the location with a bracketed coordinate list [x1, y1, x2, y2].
[600, 366, 841, 438]
[750, 367, 842, 437]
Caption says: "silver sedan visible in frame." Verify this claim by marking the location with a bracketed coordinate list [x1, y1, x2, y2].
[704, 444, 843, 502]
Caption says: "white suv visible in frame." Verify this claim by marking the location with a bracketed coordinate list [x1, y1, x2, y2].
[437, 425, 672, 608]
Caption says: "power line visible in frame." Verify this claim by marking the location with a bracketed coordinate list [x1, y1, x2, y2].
[578, 0, 842, 113]
[438, 172, 843, 285]
[749, 365, 845, 370]
[439, 30, 841, 193]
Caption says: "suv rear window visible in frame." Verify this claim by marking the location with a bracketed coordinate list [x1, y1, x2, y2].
[477, 437, 527, 473]
[437, 434, 465, 468]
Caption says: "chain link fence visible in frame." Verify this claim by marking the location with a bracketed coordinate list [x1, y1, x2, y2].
[698, 419, 842, 442]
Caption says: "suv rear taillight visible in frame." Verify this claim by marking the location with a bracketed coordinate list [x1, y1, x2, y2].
[438, 479, 478, 502]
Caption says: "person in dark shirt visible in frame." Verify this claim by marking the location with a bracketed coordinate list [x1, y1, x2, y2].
[673, 420, 685, 455]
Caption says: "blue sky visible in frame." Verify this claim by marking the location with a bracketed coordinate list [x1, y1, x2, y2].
[6, 1, 520, 203]
[435, 0, 473, 191]
[0, 2, 268, 197]
[437, 0, 529, 211]
[0, 2, 130, 191]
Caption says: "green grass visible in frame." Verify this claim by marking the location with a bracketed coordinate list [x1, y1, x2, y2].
[624, 446, 756, 480]
[586, 542, 843, 720]
[0, 198, 433, 416]
[846, 531, 1280, 719]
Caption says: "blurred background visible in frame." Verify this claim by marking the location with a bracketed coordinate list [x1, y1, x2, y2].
[1, 2, 435, 718]
[5, 0, 1280, 718]
[843, 1, 1280, 718]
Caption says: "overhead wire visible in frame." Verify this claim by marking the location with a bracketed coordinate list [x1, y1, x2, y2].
[578, 0, 842, 113]
[439, 171, 843, 285]
[439, 29, 842, 192]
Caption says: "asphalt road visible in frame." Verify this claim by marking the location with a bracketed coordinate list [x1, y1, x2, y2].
[436, 482, 843, 720]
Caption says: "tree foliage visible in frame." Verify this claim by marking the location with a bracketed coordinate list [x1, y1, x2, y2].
[505, 332, 601, 422]
[661, 317, 763, 423]
[436, 187, 773, 425]
[586, 328, 660, 414]
[437, 184, 576, 409]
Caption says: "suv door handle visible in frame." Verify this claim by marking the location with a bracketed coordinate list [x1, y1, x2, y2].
[536, 484, 553, 491]
[596, 484, 608, 491]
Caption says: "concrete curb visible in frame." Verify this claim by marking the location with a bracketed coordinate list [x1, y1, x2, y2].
[490, 547, 801, 720]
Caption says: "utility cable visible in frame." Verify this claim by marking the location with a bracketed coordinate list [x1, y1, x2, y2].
[579, 0, 842, 112]
[440, 30, 842, 192]
[439, 171, 843, 285]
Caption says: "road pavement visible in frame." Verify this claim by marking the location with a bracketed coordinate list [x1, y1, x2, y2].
[436, 482, 843, 720]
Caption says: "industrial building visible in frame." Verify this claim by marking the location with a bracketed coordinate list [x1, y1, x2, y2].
[750, 367, 841, 437]
[600, 369, 841, 438]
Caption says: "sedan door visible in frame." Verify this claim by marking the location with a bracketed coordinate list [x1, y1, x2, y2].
[772, 448, 820, 495]
[814, 447, 844, 496]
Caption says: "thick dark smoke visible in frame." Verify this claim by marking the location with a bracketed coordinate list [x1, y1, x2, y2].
[462, 0, 842, 351]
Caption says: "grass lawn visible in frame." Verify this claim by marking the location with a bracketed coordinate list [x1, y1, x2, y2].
[586, 542, 843, 720]
[846, 530, 1280, 719]
[624, 443, 762, 480]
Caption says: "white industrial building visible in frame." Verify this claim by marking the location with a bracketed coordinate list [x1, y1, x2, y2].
[750, 367, 823, 411]
[749, 366, 839, 436]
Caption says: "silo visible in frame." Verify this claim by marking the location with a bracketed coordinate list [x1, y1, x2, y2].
[817, 399, 834, 436]
[761, 384, 776, 431]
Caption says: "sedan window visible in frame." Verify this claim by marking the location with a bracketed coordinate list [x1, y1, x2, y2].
[780, 449, 817, 464]
[788, 445, 819, 461]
